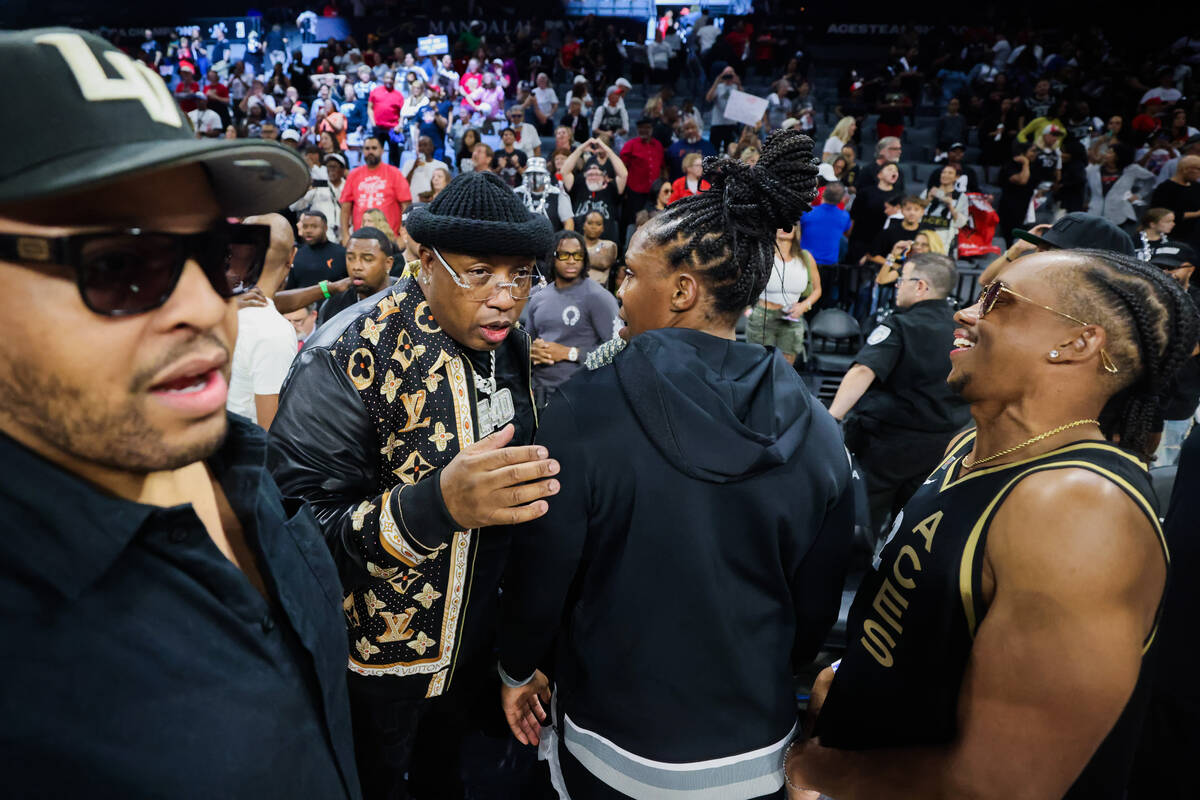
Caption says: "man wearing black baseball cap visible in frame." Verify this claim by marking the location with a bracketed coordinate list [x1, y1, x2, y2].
[1148, 240, 1199, 305]
[268, 170, 557, 798]
[0, 29, 360, 798]
[981, 211, 1136, 284]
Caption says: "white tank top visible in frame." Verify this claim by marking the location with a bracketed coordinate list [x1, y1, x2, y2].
[760, 254, 810, 306]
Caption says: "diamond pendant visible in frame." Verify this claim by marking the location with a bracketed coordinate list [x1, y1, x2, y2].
[477, 388, 515, 437]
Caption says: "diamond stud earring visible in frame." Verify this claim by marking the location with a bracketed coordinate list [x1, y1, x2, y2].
[1049, 350, 1060, 358]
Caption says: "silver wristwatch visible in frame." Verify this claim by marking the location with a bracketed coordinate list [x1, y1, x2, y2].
[568, 347, 579, 363]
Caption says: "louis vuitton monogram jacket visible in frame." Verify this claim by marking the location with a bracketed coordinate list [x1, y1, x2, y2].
[268, 279, 536, 699]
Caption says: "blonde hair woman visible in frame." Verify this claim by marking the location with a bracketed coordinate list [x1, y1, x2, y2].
[823, 116, 857, 163]
[876, 229, 947, 285]
[745, 225, 822, 364]
[361, 207, 400, 251]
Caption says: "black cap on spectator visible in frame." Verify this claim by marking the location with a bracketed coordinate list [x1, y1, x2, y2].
[0, 28, 309, 215]
[1014, 212, 1136, 256]
[1148, 241, 1197, 269]
[949, 142, 965, 150]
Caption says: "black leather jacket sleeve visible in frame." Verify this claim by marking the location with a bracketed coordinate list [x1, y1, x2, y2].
[267, 345, 459, 588]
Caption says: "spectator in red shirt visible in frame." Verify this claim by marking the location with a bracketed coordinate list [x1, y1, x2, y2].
[667, 152, 711, 204]
[619, 118, 666, 234]
[203, 69, 230, 126]
[459, 58, 484, 100]
[339, 135, 412, 245]
[173, 62, 201, 114]
[367, 71, 405, 166]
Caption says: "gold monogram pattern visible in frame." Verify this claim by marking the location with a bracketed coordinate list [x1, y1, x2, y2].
[413, 583, 443, 609]
[407, 631, 436, 655]
[347, 348, 375, 390]
[428, 422, 455, 452]
[355, 637, 381, 661]
[380, 370, 403, 403]
[376, 608, 418, 643]
[393, 450, 434, 486]
[392, 329, 426, 370]
[360, 316, 385, 346]
[366, 561, 399, 580]
[414, 301, 440, 334]
[363, 589, 387, 616]
[380, 433, 403, 461]
[351, 501, 376, 531]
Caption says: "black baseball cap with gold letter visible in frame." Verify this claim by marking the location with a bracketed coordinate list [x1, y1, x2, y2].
[0, 28, 308, 215]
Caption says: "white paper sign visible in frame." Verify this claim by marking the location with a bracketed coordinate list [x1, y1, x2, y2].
[723, 89, 769, 127]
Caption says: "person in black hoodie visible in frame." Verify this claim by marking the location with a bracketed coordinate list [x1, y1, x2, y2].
[497, 129, 856, 799]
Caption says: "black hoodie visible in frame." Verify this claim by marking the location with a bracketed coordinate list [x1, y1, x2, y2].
[499, 328, 854, 792]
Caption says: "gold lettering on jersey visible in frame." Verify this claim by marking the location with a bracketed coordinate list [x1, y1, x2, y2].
[871, 578, 908, 633]
[859, 514, 942, 667]
[913, 511, 942, 552]
[861, 619, 896, 667]
[893, 545, 921, 589]
[376, 608, 418, 643]
[35, 33, 182, 127]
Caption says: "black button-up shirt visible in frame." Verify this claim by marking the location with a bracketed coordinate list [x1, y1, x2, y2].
[0, 415, 361, 799]
[852, 298, 972, 435]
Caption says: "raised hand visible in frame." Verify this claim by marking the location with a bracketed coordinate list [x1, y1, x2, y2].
[438, 424, 559, 529]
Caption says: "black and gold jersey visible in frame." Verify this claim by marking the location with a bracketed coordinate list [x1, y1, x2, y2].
[815, 431, 1166, 796]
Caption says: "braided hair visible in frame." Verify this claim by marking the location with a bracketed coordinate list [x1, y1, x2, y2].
[1055, 248, 1200, 461]
[643, 128, 821, 315]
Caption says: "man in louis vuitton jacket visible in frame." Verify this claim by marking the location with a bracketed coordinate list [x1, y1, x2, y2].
[268, 171, 557, 799]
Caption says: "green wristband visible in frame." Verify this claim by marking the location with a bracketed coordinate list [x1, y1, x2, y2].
[320, 280, 331, 299]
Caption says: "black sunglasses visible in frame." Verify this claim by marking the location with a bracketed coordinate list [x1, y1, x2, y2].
[0, 222, 270, 317]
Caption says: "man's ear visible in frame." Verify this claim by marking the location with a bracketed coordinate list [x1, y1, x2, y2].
[1056, 324, 1108, 366]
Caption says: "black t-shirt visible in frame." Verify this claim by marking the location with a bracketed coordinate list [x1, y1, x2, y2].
[1028, 147, 1060, 188]
[849, 184, 896, 244]
[491, 147, 528, 187]
[849, 299, 971, 434]
[287, 239, 347, 290]
[571, 181, 623, 242]
[873, 221, 932, 257]
[1151, 180, 1200, 248]
[998, 159, 1034, 221]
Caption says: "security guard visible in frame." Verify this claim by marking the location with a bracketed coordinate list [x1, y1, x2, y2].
[829, 252, 971, 534]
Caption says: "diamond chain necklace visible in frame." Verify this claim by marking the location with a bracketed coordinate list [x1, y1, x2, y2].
[474, 351, 497, 396]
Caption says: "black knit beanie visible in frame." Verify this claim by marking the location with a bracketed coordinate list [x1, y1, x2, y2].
[406, 171, 553, 257]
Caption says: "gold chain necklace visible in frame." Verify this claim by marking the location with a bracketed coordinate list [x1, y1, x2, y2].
[963, 419, 1100, 469]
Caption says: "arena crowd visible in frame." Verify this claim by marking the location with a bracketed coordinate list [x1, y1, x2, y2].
[1, 4, 1199, 799]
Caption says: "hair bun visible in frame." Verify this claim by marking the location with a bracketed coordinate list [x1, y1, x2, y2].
[702, 129, 820, 235]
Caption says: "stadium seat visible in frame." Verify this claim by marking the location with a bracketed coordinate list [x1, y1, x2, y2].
[808, 308, 862, 373]
[910, 162, 940, 186]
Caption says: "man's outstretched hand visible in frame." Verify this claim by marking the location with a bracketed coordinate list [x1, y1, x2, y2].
[501, 669, 551, 746]
[439, 424, 559, 529]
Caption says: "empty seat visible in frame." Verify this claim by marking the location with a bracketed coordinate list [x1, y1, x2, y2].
[910, 162, 941, 186]
[808, 308, 862, 374]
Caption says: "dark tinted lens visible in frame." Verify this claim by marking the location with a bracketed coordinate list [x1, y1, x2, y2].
[980, 282, 1002, 315]
[79, 235, 182, 315]
[206, 224, 268, 296]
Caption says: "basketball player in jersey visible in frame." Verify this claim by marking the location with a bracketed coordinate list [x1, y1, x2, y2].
[785, 248, 1199, 799]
